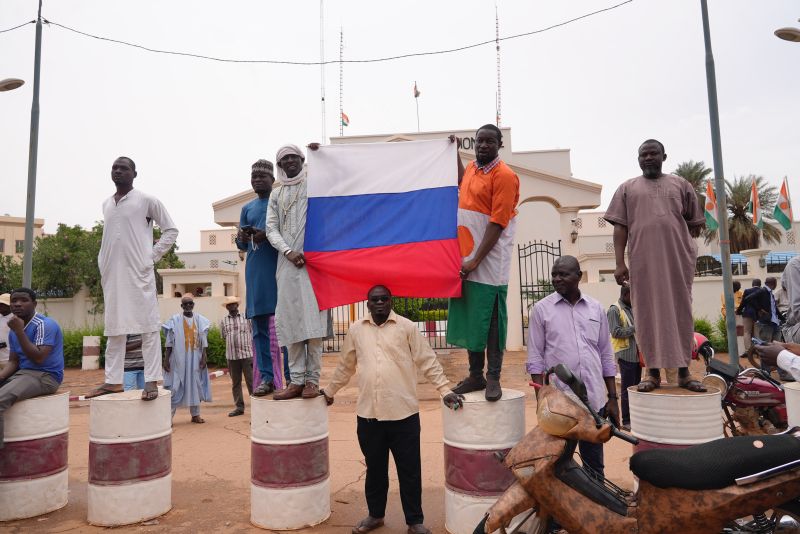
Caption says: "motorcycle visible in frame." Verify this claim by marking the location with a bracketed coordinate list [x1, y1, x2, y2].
[696, 332, 788, 436]
[475, 364, 800, 534]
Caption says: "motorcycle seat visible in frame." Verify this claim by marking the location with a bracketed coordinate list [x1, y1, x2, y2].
[630, 435, 800, 490]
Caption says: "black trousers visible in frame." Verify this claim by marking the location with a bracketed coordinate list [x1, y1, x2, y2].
[228, 357, 253, 410]
[467, 297, 503, 379]
[356, 413, 423, 525]
[618, 359, 642, 425]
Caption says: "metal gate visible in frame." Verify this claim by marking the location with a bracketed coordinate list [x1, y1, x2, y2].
[518, 240, 561, 344]
[324, 297, 452, 353]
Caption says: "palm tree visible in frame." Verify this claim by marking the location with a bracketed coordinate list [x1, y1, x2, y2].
[674, 160, 712, 207]
[724, 175, 782, 252]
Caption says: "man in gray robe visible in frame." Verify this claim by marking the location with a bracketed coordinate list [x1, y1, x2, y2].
[267, 144, 328, 400]
[604, 139, 706, 392]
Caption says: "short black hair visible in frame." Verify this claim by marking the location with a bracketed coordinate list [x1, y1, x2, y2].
[733, 281, 741, 292]
[11, 287, 36, 301]
[476, 124, 502, 144]
[368, 284, 392, 297]
[117, 156, 136, 172]
[752, 279, 761, 287]
[639, 139, 665, 154]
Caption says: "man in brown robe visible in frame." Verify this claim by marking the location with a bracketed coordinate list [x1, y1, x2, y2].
[604, 139, 706, 392]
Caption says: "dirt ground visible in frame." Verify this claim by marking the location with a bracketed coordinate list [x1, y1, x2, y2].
[4, 351, 710, 534]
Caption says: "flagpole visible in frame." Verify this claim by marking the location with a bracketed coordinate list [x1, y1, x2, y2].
[414, 80, 420, 132]
[701, 0, 739, 367]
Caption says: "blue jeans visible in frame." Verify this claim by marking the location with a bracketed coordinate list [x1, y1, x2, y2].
[123, 370, 145, 391]
[251, 315, 274, 384]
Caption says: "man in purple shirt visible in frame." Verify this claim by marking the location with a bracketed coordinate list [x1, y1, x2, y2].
[526, 256, 619, 476]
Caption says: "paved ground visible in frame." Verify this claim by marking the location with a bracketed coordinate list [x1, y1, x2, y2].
[4, 351, 709, 533]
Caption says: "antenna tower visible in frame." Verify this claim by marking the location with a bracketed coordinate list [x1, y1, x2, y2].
[339, 28, 344, 137]
[495, 2, 502, 127]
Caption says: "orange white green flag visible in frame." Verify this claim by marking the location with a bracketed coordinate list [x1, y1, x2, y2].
[748, 178, 763, 229]
[773, 177, 793, 231]
[704, 180, 719, 231]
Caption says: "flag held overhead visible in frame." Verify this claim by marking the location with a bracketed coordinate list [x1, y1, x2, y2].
[774, 177, 793, 231]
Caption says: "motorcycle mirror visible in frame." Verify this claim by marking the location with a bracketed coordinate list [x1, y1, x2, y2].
[550, 364, 590, 402]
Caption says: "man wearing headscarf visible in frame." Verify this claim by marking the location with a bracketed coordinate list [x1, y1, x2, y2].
[267, 144, 328, 400]
[236, 159, 286, 396]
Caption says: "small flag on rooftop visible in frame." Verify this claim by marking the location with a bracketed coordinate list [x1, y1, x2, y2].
[747, 177, 763, 229]
[413, 81, 420, 98]
[774, 177, 793, 231]
[341, 111, 349, 127]
[704, 180, 719, 232]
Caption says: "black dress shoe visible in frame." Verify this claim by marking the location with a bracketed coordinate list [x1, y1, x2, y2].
[228, 409, 244, 417]
[451, 375, 487, 395]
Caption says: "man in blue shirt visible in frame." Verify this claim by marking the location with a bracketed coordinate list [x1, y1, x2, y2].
[0, 288, 63, 448]
[236, 159, 284, 396]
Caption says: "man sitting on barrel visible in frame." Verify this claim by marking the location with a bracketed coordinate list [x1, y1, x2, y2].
[0, 288, 64, 448]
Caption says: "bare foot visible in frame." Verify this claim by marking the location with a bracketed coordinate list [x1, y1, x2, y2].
[141, 381, 159, 401]
[191, 416, 205, 424]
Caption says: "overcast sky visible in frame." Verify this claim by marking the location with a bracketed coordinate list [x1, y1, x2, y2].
[1, 0, 798, 251]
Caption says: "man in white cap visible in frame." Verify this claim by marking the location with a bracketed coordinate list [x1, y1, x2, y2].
[220, 296, 254, 416]
[267, 144, 328, 400]
[88, 156, 178, 401]
[236, 159, 284, 396]
[0, 294, 11, 372]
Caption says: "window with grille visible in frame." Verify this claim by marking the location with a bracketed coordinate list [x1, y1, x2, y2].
[210, 259, 219, 268]
[605, 242, 614, 252]
[788, 232, 796, 245]
[15, 240, 24, 253]
[574, 218, 583, 229]
[209, 234, 217, 245]
[230, 233, 236, 244]
[0, 239, 4, 253]
[597, 218, 607, 228]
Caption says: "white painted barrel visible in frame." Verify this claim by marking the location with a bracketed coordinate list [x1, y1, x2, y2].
[784, 382, 800, 428]
[250, 395, 330, 530]
[88, 389, 172, 526]
[443, 389, 529, 534]
[0, 391, 69, 521]
[82, 335, 101, 370]
[629, 384, 723, 453]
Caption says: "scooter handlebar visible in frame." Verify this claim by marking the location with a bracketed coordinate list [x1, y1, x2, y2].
[611, 427, 639, 445]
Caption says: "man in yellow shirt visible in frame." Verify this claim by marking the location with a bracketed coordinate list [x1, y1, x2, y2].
[322, 285, 462, 534]
[721, 280, 742, 318]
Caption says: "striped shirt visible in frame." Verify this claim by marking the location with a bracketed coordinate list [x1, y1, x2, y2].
[220, 314, 254, 361]
[607, 302, 638, 363]
[124, 333, 144, 371]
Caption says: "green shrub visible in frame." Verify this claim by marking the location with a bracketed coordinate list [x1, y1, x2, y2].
[711, 315, 729, 353]
[417, 309, 447, 322]
[206, 326, 227, 367]
[693, 317, 713, 339]
[393, 298, 424, 322]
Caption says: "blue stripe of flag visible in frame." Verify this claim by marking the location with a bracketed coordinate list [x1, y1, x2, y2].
[305, 186, 458, 252]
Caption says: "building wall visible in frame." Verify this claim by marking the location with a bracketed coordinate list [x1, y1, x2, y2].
[0, 215, 45, 260]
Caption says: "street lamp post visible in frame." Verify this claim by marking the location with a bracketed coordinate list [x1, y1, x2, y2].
[700, 0, 738, 369]
[23, 0, 43, 287]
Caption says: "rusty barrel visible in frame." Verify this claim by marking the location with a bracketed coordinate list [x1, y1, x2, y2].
[88, 388, 172, 526]
[250, 395, 330, 530]
[443, 389, 528, 534]
[0, 391, 69, 521]
[629, 384, 723, 453]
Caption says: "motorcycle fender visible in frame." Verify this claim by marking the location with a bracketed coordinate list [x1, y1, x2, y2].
[484, 480, 538, 534]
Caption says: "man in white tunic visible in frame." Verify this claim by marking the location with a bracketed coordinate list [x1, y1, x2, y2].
[267, 144, 328, 400]
[88, 156, 178, 401]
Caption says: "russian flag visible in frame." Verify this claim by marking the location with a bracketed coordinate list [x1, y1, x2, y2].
[305, 138, 462, 309]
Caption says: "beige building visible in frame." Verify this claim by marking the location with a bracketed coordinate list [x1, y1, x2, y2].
[0, 215, 45, 260]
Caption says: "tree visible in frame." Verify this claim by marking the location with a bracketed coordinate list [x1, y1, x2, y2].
[22, 222, 183, 310]
[0, 255, 22, 293]
[723, 175, 782, 253]
[674, 160, 712, 207]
